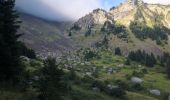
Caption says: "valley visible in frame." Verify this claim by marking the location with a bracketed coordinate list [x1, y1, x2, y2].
[0, 0, 170, 100]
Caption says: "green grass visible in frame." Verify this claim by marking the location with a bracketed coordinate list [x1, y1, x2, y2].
[127, 92, 157, 100]
[0, 89, 37, 100]
[143, 72, 170, 91]
[69, 85, 121, 100]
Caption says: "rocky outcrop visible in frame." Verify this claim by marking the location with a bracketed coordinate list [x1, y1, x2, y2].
[72, 0, 170, 29]
[73, 9, 114, 30]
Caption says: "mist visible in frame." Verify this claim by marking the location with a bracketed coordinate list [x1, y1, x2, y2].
[16, 0, 170, 21]
[16, 0, 103, 21]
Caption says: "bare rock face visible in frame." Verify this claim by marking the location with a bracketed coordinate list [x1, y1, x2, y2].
[73, 9, 113, 30]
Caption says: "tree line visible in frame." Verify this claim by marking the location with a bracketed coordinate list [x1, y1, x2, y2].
[127, 50, 170, 78]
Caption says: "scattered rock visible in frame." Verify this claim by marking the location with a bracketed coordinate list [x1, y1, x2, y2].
[107, 84, 118, 90]
[92, 67, 97, 72]
[107, 68, 113, 74]
[86, 72, 92, 76]
[168, 95, 170, 100]
[92, 87, 100, 92]
[103, 66, 107, 69]
[20, 56, 30, 62]
[138, 65, 142, 68]
[85, 62, 91, 65]
[118, 64, 124, 68]
[149, 89, 161, 96]
[131, 77, 143, 84]
[81, 63, 85, 66]
[33, 76, 39, 81]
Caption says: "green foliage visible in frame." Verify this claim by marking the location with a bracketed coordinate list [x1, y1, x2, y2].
[128, 50, 157, 67]
[131, 84, 143, 91]
[85, 28, 92, 37]
[68, 32, 72, 37]
[166, 59, 170, 79]
[132, 70, 144, 78]
[0, 0, 25, 82]
[92, 80, 126, 98]
[95, 35, 109, 49]
[83, 48, 98, 61]
[19, 43, 36, 59]
[115, 80, 130, 90]
[101, 21, 128, 39]
[125, 58, 131, 65]
[115, 47, 122, 56]
[36, 58, 67, 100]
[130, 9, 170, 45]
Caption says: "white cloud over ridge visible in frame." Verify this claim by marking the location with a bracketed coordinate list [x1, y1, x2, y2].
[16, 0, 102, 21]
[16, 0, 170, 21]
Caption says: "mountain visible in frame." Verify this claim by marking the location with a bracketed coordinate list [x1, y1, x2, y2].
[18, 12, 76, 57]
[110, 0, 170, 27]
[70, 0, 170, 55]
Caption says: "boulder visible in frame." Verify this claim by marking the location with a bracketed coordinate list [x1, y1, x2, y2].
[149, 89, 161, 96]
[118, 64, 124, 68]
[33, 76, 39, 81]
[107, 84, 118, 90]
[92, 87, 100, 92]
[81, 63, 85, 66]
[107, 68, 113, 74]
[168, 95, 170, 100]
[131, 77, 143, 84]
[86, 72, 92, 76]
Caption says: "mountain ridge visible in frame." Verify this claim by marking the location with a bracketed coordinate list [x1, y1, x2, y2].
[70, 0, 170, 55]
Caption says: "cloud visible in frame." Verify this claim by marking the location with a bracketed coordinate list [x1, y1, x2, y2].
[16, 0, 170, 21]
[16, 0, 103, 21]
[143, 0, 170, 5]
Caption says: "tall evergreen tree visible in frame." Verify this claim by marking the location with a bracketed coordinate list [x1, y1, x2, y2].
[37, 58, 67, 100]
[0, 0, 23, 81]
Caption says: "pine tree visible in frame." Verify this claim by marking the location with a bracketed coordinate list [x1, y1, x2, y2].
[115, 47, 122, 56]
[37, 58, 67, 100]
[0, 0, 23, 81]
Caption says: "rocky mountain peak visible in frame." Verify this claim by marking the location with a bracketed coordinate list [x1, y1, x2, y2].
[72, 8, 113, 30]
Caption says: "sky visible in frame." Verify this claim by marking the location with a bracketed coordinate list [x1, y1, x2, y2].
[15, 0, 170, 21]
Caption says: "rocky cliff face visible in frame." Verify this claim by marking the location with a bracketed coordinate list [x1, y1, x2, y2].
[70, 0, 170, 55]
[73, 0, 170, 29]
[110, 0, 170, 27]
[73, 9, 114, 30]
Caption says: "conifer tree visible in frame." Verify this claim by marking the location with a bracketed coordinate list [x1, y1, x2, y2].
[0, 0, 23, 81]
[115, 47, 122, 56]
[37, 58, 66, 100]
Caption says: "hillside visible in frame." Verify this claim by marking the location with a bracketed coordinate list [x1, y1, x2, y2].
[70, 0, 170, 55]
[110, 0, 170, 28]
[1, 0, 170, 100]
[18, 13, 76, 57]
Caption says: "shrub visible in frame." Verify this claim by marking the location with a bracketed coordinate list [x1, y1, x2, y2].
[115, 47, 122, 56]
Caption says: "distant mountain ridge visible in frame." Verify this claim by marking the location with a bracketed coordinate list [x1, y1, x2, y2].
[70, 0, 170, 55]
[73, 0, 170, 29]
